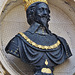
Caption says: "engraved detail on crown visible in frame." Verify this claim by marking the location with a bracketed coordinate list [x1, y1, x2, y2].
[23, 0, 48, 10]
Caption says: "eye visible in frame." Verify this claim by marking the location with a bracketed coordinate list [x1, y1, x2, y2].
[45, 8, 48, 12]
[39, 8, 43, 12]
[45, 9, 50, 14]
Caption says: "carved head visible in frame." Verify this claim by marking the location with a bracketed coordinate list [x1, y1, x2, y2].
[26, 2, 50, 28]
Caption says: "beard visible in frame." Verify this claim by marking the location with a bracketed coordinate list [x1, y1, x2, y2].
[40, 17, 48, 28]
[34, 15, 50, 29]
[34, 14, 51, 34]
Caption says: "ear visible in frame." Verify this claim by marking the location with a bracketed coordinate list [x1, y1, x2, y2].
[30, 7, 36, 15]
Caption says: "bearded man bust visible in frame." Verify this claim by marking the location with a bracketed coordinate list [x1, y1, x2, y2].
[5, 0, 72, 75]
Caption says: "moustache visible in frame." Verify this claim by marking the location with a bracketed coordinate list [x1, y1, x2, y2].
[40, 15, 50, 22]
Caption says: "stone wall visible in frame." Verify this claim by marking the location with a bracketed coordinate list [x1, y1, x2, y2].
[0, 0, 75, 75]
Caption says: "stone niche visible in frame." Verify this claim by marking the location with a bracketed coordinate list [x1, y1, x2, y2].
[0, 0, 75, 75]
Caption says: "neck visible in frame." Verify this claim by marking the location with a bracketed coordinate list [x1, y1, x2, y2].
[35, 26, 48, 35]
[28, 22, 51, 34]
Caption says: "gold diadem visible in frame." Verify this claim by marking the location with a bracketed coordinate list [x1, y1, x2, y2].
[23, 0, 48, 10]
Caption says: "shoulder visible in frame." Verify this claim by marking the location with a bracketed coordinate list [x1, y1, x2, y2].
[52, 33, 67, 43]
[5, 35, 19, 51]
[9, 36, 19, 45]
[57, 36, 68, 46]
[5, 35, 20, 57]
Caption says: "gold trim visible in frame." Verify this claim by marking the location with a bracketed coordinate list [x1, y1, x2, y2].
[23, 0, 48, 10]
[19, 32, 61, 50]
[41, 68, 52, 74]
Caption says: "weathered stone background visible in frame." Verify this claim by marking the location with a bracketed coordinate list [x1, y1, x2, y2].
[0, 0, 75, 75]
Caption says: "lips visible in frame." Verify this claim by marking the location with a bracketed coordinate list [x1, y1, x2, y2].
[41, 15, 50, 22]
[41, 17, 47, 21]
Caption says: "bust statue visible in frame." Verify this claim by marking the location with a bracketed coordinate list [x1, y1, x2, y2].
[5, 0, 72, 75]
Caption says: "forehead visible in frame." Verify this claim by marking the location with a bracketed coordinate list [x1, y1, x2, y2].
[36, 3, 48, 9]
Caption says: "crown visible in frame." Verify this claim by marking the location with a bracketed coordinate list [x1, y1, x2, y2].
[23, 0, 48, 10]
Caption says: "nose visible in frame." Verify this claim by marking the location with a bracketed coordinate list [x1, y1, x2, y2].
[43, 10, 47, 15]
